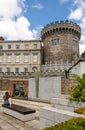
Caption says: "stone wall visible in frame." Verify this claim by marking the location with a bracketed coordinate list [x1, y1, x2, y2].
[28, 76, 61, 102]
[61, 78, 78, 95]
[40, 99, 85, 130]
[0, 79, 28, 97]
[40, 106, 85, 130]
[41, 21, 81, 65]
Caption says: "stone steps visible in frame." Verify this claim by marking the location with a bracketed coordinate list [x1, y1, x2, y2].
[12, 99, 50, 110]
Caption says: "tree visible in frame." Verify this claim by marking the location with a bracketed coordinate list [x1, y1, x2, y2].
[35, 70, 40, 98]
[69, 73, 85, 102]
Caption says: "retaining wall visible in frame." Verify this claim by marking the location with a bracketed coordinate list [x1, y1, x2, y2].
[28, 77, 61, 102]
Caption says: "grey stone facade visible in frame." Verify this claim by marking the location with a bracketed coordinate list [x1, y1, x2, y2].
[0, 40, 42, 75]
[0, 20, 81, 78]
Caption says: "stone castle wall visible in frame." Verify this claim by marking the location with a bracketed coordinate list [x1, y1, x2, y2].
[41, 20, 81, 65]
[61, 78, 78, 95]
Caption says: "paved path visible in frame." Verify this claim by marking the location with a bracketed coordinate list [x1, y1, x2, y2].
[0, 99, 50, 130]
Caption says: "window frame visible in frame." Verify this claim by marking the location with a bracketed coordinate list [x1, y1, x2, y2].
[15, 67, 19, 73]
[52, 39, 59, 46]
[7, 55, 11, 63]
[0, 55, 3, 62]
[8, 45, 11, 49]
[15, 55, 20, 63]
[0, 45, 3, 50]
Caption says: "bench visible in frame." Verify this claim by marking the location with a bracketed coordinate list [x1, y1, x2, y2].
[2, 104, 36, 121]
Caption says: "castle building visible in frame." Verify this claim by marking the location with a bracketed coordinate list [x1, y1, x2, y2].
[0, 21, 81, 76]
[0, 20, 81, 98]
[41, 20, 81, 65]
[0, 39, 42, 75]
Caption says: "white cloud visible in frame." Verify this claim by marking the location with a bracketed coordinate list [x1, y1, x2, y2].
[0, 0, 38, 40]
[68, 0, 85, 55]
[79, 44, 85, 55]
[0, 17, 38, 40]
[32, 3, 44, 9]
[68, 8, 83, 20]
[0, 0, 22, 18]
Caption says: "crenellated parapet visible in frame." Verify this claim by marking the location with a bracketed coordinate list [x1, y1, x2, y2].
[41, 20, 81, 40]
[41, 20, 81, 65]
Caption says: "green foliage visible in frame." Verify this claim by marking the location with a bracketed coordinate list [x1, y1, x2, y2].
[35, 70, 40, 78]
[69, 73, 85, 102]
[43, 117, 85, 130]
[35, 70, 40, 98]
[74, 107, 85, 114]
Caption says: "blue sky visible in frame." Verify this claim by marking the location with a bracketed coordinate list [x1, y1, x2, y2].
[0, 0, 85, 54]
[24, 0, 72, 29]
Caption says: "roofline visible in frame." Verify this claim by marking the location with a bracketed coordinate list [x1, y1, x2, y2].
[0, 39, 42, 43]
[69, 58, 85, 71]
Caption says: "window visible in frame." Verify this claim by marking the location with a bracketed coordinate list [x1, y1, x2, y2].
[73, 40, 78, 45]
[16, 45, 20, 49]
[7, 68, 10, 73]
[33, 55, 37, 62]
[8, 45, 11, 49]
[15, 68, 19, 73]
[7, 55, 11, 63]
[24, 55, 29, 62]
[0, 68, 2, 72]
[0, 45, 3, 50]
[0, 55, 3, 62]
[24, 44, 29, 49]
[52, 39, 59, 45]
[24, 67, 28, 72]
[15, 55, 20, 62]
[34, 44, 37, 49]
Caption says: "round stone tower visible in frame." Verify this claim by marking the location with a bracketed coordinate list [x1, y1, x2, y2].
[41, 20, 81, 65]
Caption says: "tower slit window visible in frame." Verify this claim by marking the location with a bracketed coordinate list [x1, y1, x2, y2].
[7, 67, 10, 73]
[24, 67, 28, 72]
[0, 68, 2, 72]
[33, 54, 38, 62]
[34, 44, 37, 49]
[16, 45, 20, 49]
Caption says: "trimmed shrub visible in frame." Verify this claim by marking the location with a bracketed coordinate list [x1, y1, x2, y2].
[74, 107, 85, 114]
